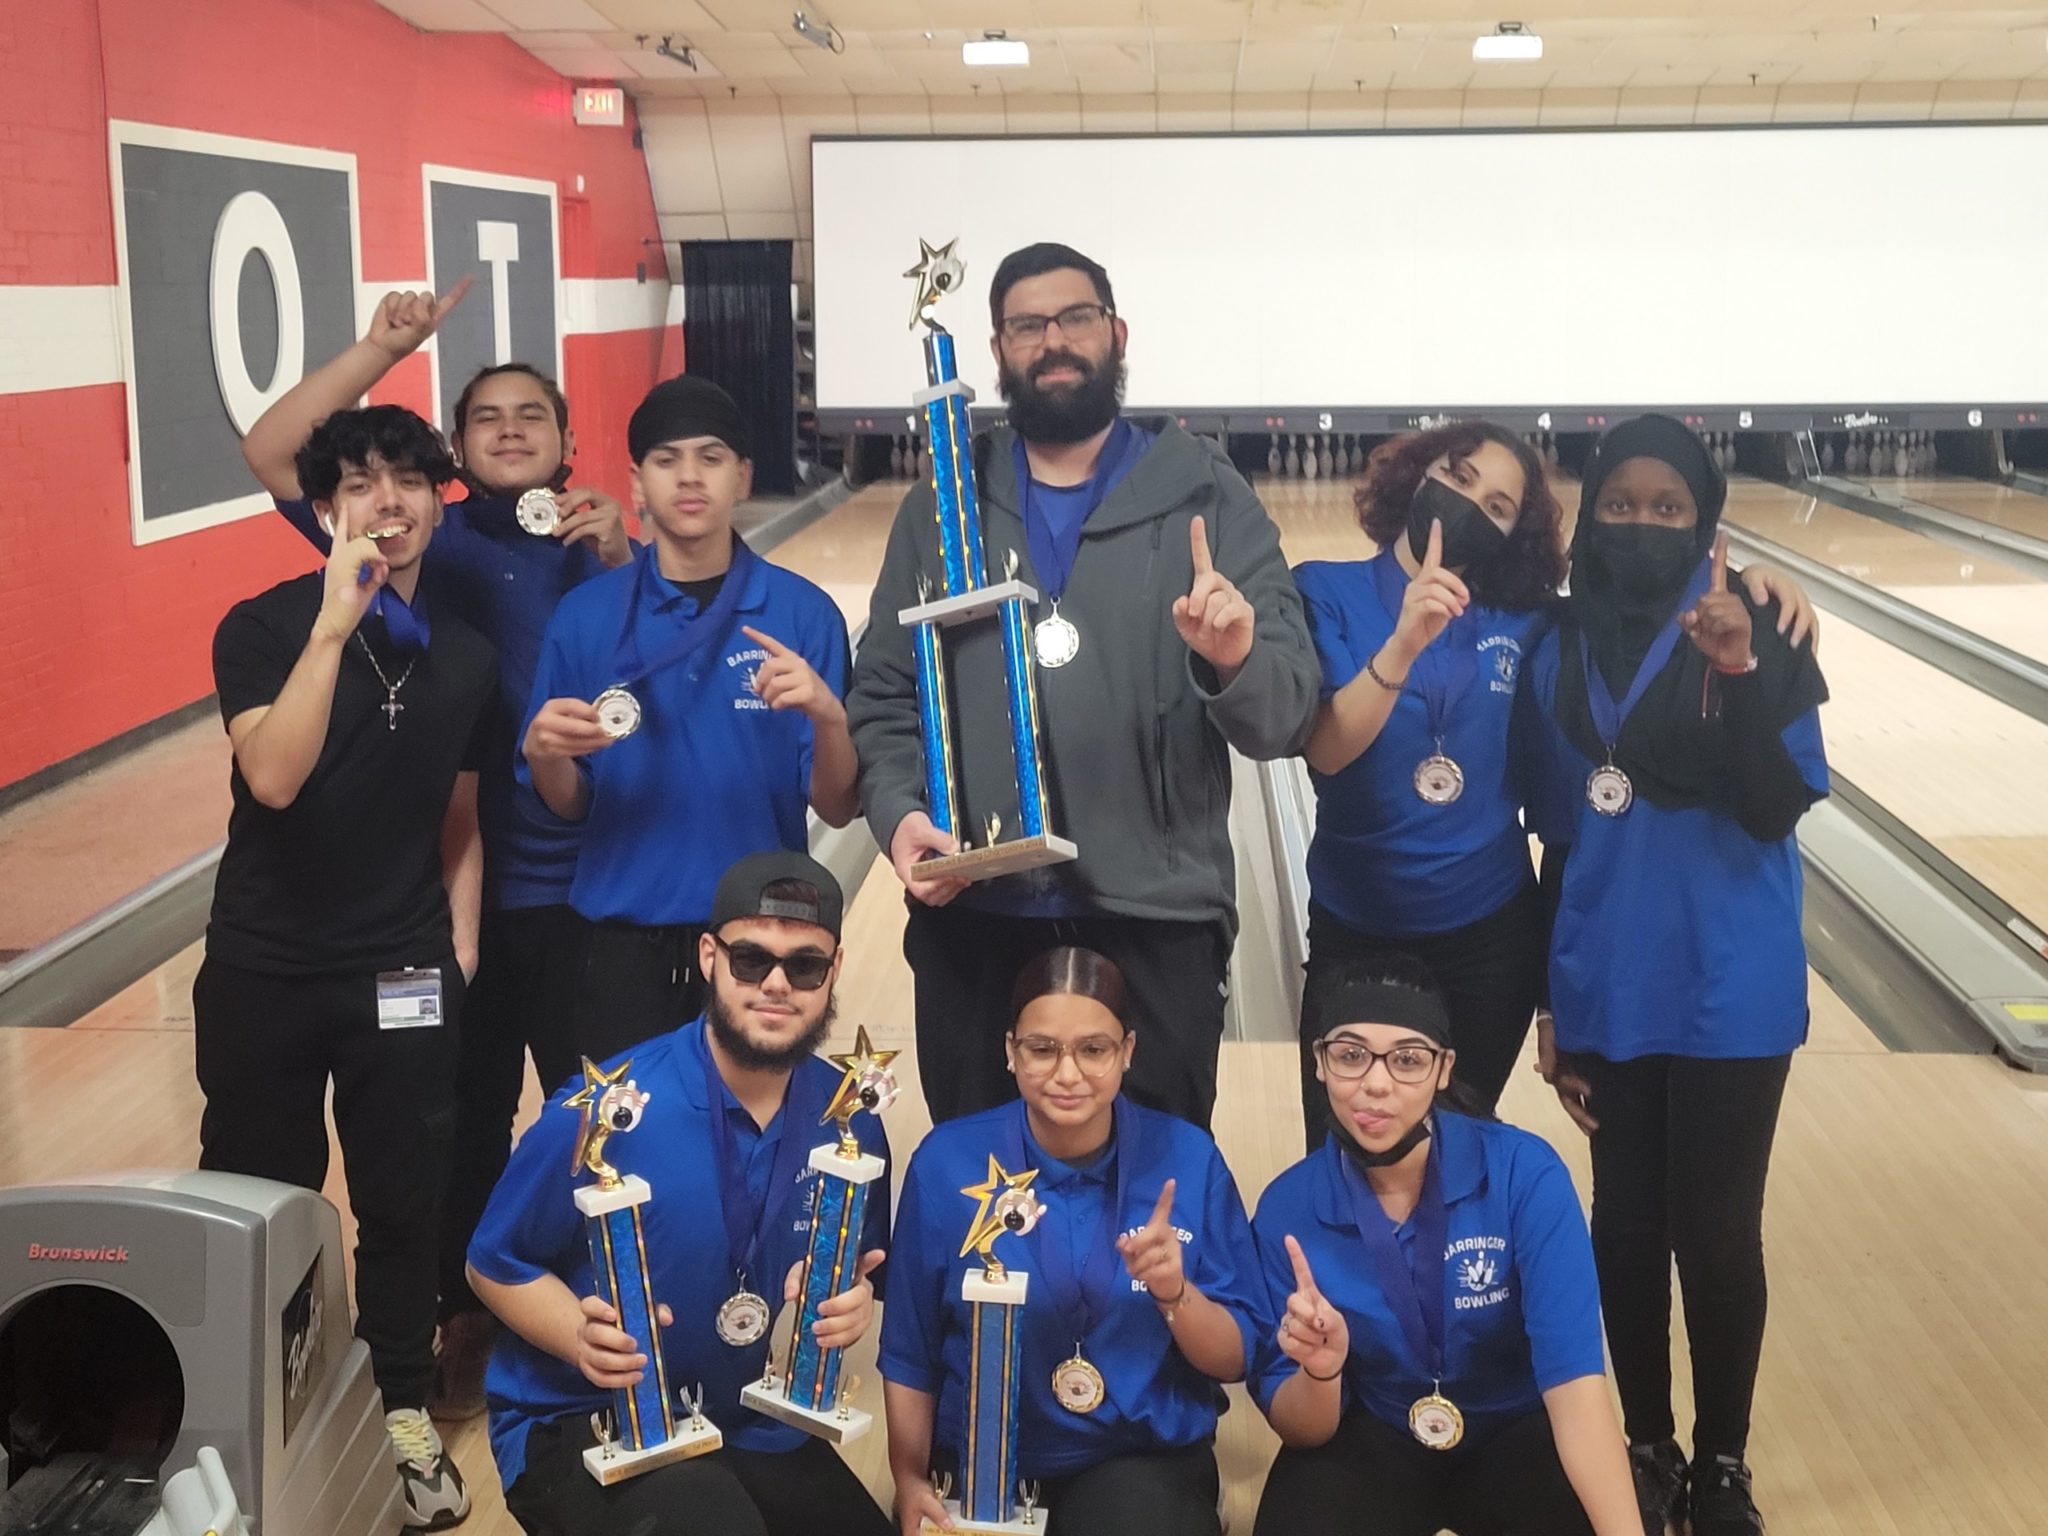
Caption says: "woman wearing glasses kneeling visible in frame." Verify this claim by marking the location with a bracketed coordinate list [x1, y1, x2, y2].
[880, 946, 1268, 1536]
[1249, 956, 1639, 1536]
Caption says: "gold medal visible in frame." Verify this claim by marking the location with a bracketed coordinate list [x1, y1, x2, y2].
[1052, 1350, 1105, 1415]
[1408, 1390, 1464, 1450]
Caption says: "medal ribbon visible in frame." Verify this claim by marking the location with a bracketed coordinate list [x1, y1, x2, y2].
[1337, 1134, 1451, 1387]
[697, 1022, 825, 1293]
[1576, 556, 1714, 751]
[611, 536, 757, 689]
[1372, 551, 1475, 748]
[368, 586, 431, 654]
[1006, 1096, 1134, 1346]
[1015, 418, 1141, 605]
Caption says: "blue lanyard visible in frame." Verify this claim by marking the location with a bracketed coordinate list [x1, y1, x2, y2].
[611, 538, 755, 688]
[1337, 1136, 1450, 1383]
[1576, 557, 1713, 748]
[1005, 1097, 1134, 1343]
[368, 587, 430, 653]
[1014, 418, 1137, 605]
[696, 1022, 821, 1289]
[1371, 552, 1475, 744]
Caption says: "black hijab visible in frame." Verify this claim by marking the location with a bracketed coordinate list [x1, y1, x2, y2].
[1557, 415, 1827, 810]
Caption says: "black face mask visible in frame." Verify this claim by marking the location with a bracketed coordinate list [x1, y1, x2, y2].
[1406, 475, 1510, 571]
[1579, 520, 1699, 604]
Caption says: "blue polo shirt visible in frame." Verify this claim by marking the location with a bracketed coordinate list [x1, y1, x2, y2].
[1294, 554, 1549, 937]
[467, 1017, 891, 1490]
[878, 1097, 1267, 1478]
[1520, 628, 1828, 1060]
[276, 494, 607, 911]
[517, 542, 850, 926]
[1248, 1114, 1605, 1439]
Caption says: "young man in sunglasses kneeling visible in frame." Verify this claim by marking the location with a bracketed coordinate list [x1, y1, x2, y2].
[467, 850, 894, 1536]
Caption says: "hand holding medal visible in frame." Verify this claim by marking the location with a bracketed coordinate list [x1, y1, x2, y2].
[1276, 1235, 1349, 1383]
[1678, 534, 1755, 673]
[523, 697, 623, 761]
[1173, 516, 1255, 681]
[1115, 1179, 1185, 1306]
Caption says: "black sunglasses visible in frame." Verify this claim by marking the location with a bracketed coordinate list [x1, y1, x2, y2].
[713, 934, 833, 991]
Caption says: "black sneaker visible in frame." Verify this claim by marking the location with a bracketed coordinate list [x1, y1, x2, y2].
[1690, 1454, 1766, 1536]
[1628, 1439, 1688, 1536]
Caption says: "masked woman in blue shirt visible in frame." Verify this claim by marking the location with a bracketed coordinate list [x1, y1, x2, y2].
[1292, 424, 1811, 1144]
[881, 947, 1267, 1536]
[1250, 955, 1641, 1536]
[1519, 415, 1829, 1536]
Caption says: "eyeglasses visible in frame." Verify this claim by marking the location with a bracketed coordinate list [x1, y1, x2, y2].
[1315, 1039, 1443, 1085]
[713, 934, 833, 991]
[999, 303, 1113, 345]
[1010, 1033, 1126, 1079]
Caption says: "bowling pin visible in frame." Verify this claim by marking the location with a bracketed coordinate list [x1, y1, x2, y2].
[1894, 434, 1909, 478]
[1267, 433, 1282, 477]
[1285, 436, 1301, 477]
[1821, 437, 1836, 473]
[1846, 434, 1863, 475]
[889, 437, 904, 477]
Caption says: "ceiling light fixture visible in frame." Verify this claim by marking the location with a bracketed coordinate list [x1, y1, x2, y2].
[1472, 21, 1543, 61]
[792, 8, 846, 54]
[963, 29, 1030, 67]
[650, 34, 698, 70]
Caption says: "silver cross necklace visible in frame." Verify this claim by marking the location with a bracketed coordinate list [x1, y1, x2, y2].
[355, 634, 418, 730]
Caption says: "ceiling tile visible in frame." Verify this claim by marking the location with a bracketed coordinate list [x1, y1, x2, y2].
[376, 0, 509, 29]
[587, 0, 722, 28]
[483, 0, 614, 27]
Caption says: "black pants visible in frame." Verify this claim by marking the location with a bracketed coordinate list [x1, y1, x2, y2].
[930, 1440, 1220, 1536]
[192, 954, 463, 1409]
[1254, 1408, 1592, 1536]
[504, 1415, 892, 1536]
[574, 918, 709, 1063]
[437, 904, 588, 1323]
[1575, 1051, 1793, 1461]
[903, 902, 1230, 1128]
[1299, 880, 1545, 1151]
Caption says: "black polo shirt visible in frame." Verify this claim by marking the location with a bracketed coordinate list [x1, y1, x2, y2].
[206, 572, 497, 976]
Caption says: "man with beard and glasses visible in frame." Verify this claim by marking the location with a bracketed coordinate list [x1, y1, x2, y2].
[239, 281, 636, 1420]
[466, 850, 894, 1536]
[849, 242, 1319, 1131]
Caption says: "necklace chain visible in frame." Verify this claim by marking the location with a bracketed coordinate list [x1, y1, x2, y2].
[356, 633, 418, 730]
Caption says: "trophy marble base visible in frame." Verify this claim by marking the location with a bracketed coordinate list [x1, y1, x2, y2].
[581, 1418, 722, 1485]
[739, 1381, 873, 1444]
[921, 1500, 1045, 1534]
[917, 833, 1078, 884]
[898, 578, 1042, 630]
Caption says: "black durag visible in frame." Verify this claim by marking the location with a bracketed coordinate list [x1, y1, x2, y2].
[1308, 977, 1451, 1169]
[1558, 415, 1827, 811]
[629, 374, 750, 462]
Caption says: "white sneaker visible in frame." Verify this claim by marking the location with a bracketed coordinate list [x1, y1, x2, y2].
[386, 1406, 472, 1531]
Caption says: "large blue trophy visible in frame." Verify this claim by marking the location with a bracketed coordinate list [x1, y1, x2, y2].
[898, 238, 1079, 882]
[922, 1156, 1049, 1534]
[565, 1058, 722, 1484]
[741, 1025, 900, 1442]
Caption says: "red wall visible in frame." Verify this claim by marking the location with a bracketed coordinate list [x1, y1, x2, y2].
[0, 0, 667, 788]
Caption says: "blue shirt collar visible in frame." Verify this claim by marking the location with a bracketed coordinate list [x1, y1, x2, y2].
[637, 535, 770, 620]
[1311, 1111, 1487, 1228]
[1021, 1115, 1117, 1192]
[674, 1015, 796, 1132]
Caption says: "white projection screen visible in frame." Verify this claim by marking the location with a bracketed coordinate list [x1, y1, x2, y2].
[812, 125, 2048, 421]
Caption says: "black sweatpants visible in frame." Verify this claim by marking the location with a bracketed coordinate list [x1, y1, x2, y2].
[930, 1439, 1220, 1536]
[903, 902, 1230, 1129]
[1299, 879, 1546, 1152]
[1253, 1407, 1592, 1536]
[192, 954, 463, 1409]
[1575, 1051, 1793, 1462]
[505, 1415, 892, 1536]
[574, 917, 709, 1063]
[437, 903, 588, 1324]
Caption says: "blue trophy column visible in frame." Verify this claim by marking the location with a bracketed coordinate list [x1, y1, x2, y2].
[583, 1190, 674, 1451]
[786, 1172, 872, 1411]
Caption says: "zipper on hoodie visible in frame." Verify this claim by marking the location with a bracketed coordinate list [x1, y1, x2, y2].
[1146, 520, 1176, 866]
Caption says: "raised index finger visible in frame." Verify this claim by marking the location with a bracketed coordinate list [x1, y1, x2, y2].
[1710, 531, 1729, 593]
[741, 625, 792, 657]
[434, 273, 475, 319]
[1189, 515, 1213, 578]
[1145, 1179, 1177, 1233]
[1284, 1234, 1318, 1296]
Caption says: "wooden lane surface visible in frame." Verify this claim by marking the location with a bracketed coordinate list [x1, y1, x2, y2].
[1863, 475, 2048, 541]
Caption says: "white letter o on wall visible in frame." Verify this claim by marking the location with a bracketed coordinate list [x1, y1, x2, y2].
[209, 190, 306, 436]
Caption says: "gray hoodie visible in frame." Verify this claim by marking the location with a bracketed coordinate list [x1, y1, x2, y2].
[849, 416, 1318, 938]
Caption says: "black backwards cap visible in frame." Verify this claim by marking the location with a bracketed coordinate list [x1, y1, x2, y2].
[628, 374, 750, 463]
[710, 850, 843, 941]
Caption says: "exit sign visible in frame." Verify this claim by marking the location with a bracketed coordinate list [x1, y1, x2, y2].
[574, 86, 625, 126]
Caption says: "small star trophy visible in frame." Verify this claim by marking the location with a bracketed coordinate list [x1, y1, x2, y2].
[741, 1025, 899, 1443]
[921, 1155, 1049, 1533]
[897, 237, 1078, 883]
[565, 1057, 723, 1484]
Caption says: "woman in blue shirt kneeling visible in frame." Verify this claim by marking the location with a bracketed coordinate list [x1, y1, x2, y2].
[1519, 415, 1828, 1536]
[882, 947, 1267, 1536]
[1250, 956, 1640, 1536]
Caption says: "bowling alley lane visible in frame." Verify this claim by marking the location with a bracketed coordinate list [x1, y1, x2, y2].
[1720, 477, 2048, 665]
[1861, 474, 2048, 542]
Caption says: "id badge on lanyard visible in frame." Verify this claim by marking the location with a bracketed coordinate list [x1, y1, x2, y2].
[375, 967, 444, 1029]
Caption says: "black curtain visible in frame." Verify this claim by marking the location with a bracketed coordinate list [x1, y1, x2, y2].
[681, 240, 795, 497]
